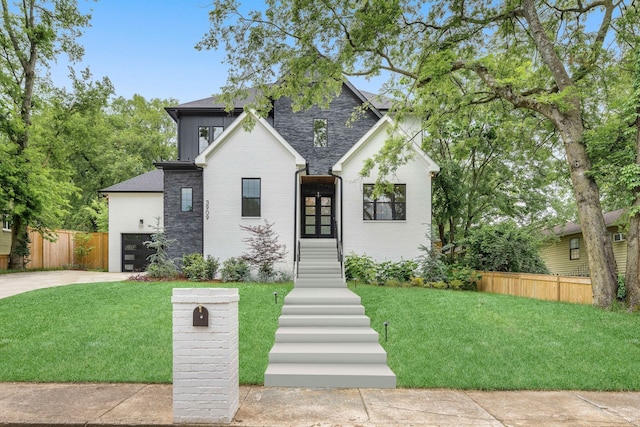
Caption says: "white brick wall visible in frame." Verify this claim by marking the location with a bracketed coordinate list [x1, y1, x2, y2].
[200, 116, 301, 274]
[172, 288, 239, 424]
[336, 118, 438, 262]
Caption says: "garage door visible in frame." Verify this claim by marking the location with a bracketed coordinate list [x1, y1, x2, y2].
[121, 233, 155, 272]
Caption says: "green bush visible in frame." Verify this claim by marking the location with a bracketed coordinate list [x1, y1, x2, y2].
[416, 245, 448, 282]
[375, 259, 417, 285]
[345, 253, 376, 284]
[182, 254, 219, 282]
[220, 257, 250, 282]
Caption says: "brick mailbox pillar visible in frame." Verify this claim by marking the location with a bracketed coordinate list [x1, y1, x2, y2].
[172, 288, 239, 424]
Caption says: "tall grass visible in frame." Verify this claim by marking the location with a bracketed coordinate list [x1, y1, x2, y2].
[1, 281, 639, 389]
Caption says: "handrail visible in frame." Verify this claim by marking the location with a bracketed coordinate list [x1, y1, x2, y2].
[293, 163, 308, 270]
[295, 240, 301, 278]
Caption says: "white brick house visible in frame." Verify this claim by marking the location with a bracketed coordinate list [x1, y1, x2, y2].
[103, 81, 439, 273]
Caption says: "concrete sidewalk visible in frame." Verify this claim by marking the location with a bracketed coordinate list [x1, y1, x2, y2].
[0, 383, 639, 426]
[0, 270, 132, 299]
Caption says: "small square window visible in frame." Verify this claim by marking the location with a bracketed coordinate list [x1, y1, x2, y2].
[569, 238, 580, 260]
[313, 119, 328, 147]
[181, 188, 193, 212]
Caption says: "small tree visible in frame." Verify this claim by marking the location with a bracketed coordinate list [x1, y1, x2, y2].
[240, 220, 287, 281]
[73, 232, 94, 270]
[144, 218, 178, 279]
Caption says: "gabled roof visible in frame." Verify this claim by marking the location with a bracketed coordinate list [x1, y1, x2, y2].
[552, 209, 625, 236]
[194, 110, 306, 167]
[99, 169, 164, 193]
[332, 115, 439, 174]
[165, 81, 389, 121]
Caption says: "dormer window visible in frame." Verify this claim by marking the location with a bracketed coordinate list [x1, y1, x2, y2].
[199, 126, 224, 153]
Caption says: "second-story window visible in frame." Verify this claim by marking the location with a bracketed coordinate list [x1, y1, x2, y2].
[313, 119, 328, 147]
[198, 126, 224, 153]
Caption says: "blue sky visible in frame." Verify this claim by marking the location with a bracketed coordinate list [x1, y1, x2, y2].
[49, 0, 383, 104]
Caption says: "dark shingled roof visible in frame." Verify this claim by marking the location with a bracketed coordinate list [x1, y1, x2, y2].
[165, 84, 391, 120]
[100, 169, 164, 193]
[552, 209, 625, 236]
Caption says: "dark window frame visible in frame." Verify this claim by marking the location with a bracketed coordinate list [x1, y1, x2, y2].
[242, 178, 261, 217]
[569, 238, 580, 260]
[181, 187, 193, 212]
[363, 184, 406, 221]
[198, 125, 225, 153]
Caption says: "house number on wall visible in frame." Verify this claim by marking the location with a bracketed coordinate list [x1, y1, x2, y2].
[205, 200, 210, 220]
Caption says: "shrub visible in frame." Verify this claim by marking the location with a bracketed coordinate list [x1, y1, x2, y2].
[446, 265, 480, 291]
[182, 253, 219, 282]
[463, 221, 549, 274]
[144, 220, 178, 279]
[345, 253, 376, 284]
[221, 257, 250, 282]
[375, 260, 417, 285]
[240, 220, 287, 280]
[416, 245, 448, 283]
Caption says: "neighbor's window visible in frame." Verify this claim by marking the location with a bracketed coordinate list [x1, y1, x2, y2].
[2, 215, 10, 231]
[313, 119, 328, 147]
[242, 178, 261, 217]
[363, 184, 406, 220]
[181, 188, 193, 212]
[569, 238, 580, 260]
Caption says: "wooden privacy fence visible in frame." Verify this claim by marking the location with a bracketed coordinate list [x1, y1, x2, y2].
[476, 271, 593, 305]
[0, 229, 108, 271]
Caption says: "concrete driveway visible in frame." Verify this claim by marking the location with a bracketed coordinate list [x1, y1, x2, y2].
[0, 270, 132, 299]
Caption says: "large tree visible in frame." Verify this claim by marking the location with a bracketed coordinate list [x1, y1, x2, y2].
[200, 0, 635, 307]
[0, 0, 90, 268]
[32, 73, 177, 230]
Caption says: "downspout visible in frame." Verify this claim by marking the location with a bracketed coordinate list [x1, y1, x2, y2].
[329, 168, 344, 266]
[293, 162, 308, 269]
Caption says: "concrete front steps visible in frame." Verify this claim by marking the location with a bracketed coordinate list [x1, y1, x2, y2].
[264, 239, 396, 388]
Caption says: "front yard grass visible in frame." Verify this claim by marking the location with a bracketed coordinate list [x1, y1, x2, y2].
[0, 280, 639, 390]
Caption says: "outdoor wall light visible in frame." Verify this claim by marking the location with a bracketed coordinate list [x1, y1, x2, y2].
[139, 219, 144, 226]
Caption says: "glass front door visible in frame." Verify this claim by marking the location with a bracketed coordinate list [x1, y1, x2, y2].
[302, 194, 334, 238]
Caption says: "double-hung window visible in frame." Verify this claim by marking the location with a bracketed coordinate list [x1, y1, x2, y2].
[569, 238, 580, 260]
[363, 184, 406, 220]
[242, 178, 261, 217]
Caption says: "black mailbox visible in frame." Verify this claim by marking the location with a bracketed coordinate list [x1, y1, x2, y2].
[193, 305, 209, 327]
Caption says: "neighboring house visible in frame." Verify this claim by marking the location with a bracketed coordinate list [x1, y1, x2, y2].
[1, 216, 11, 259]
[540, 209, 627, 277]
[100, 169, 164, 272]
[103, 80, 440, 273]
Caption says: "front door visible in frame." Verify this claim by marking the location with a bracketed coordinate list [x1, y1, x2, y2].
[302, 193, 334, 238]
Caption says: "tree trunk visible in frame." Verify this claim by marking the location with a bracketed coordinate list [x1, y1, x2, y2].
[626, 213, 640, 309]
[8, 216, 28, 270]
[625, 105, 640, 310]
[557, 112, 618, 307]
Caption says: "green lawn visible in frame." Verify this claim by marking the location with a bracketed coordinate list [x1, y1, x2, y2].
[0, 280, 639, 390]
